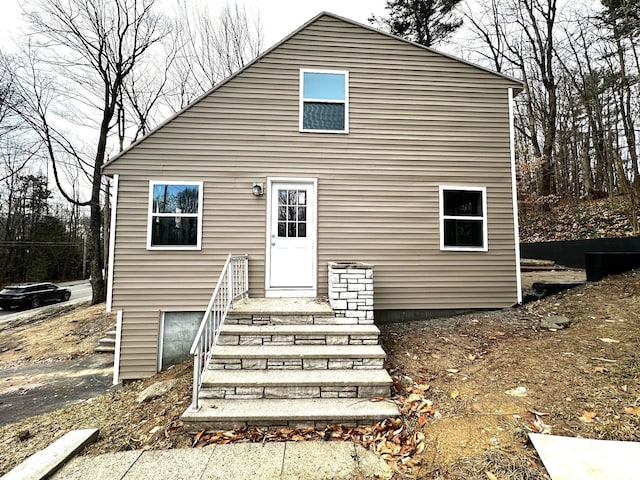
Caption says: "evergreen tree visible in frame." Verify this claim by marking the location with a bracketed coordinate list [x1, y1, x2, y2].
[369, 0, 463, 47]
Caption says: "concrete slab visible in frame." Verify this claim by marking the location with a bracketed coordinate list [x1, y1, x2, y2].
[47, 442, 391, 480]
[281, 441, 359, 480]
[521, 269, 586, 291]
[353, 443, 393, 479]
[2, 428, 99, 480]
[231, 297, 333, 315]
[200, 442, 285, 480]
[123, 447, 216, 480]
[51, 451, 142, 480]
[530, 433, 640, 480]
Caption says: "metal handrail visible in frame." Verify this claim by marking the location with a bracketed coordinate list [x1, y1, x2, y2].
[188, 254, 249, 411]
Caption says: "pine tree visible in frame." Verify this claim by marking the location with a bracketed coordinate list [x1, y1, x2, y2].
[369, 0, 463, 47]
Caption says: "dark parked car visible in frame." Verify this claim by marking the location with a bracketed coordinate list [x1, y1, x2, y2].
[0, 283, 71, 310]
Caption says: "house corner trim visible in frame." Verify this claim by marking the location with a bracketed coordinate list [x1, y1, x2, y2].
[509, 88, 523, 304]
[113, 309, 123, 385]
[106, 174, 119, 312]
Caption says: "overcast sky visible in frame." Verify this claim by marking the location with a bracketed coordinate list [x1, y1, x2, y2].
[0, 0, 388, 52]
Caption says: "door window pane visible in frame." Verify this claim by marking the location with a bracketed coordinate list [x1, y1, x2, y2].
[275, 188, 310, 238]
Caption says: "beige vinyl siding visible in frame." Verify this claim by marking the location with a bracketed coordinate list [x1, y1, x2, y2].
[105, 15, 521, 379]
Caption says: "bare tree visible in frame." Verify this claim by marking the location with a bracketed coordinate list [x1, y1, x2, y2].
[164, 1, 263, 111]
[18, 0, 167, 304]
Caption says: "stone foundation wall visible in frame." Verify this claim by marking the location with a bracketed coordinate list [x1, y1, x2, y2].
[328, 262, 374, 324]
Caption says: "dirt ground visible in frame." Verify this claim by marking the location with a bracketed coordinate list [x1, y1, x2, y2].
[382, 269, 640, 478]
[1, 271, 639, 478]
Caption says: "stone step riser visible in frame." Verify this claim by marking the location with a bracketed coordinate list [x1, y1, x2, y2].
[217, 334, 379, 347]
[184, 419, 364, 431]
[209, 357, 385, 370]
[200, 384, 390, 400]
[225, 315, 361, 326]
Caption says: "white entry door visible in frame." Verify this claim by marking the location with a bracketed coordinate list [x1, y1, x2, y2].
[267, 179, 317, 296]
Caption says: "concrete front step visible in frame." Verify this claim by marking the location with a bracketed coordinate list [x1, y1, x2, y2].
[200, 369, 392, 400]
[218, 324, 380, 346]
[94, 327, 117, 354]
[226, 297, 360, 326]
[209, 345, 386, 370]
[182, 398, 400, 431]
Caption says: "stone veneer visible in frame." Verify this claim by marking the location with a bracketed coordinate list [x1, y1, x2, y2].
[328, 262, 374, 324]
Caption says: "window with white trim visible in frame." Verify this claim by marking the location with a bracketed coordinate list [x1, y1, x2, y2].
[439, 186, 487, 251]
[299, 69, 348, 133]
[147, 181, 203, 249]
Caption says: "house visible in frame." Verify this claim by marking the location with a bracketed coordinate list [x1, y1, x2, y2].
[103, 12, 522, 408]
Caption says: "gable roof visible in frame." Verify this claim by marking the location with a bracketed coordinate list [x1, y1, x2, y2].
[103, 11, 523, 170]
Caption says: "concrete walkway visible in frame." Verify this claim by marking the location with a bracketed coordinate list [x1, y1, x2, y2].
[51, 441, 392, 480]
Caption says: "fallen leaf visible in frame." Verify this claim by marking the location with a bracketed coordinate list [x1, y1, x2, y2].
[406, 393, 423, 403]
[592, 366, 608, 373]
[446, 368, 459, 374]
[417, 415, 428, 427]
[485, 472, 498, 480]
[624, 406, 640, 416]
[580, 411, 597, 422]
[599, 337, 620, 343]
[451, 390, 459, 400]
[505, 386, 527, 397]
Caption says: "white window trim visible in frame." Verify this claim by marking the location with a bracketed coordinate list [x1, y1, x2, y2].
[299, 68, 349, 134]
[147, 180, 203, 250]
[439, 185, 488, 252]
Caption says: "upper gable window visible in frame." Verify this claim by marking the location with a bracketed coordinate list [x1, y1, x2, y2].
[147, 181, 203, 250]
[300, 69, 349, 133]
[439, 186, 488, 252]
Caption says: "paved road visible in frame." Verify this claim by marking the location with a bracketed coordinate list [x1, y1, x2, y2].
[0, 281, 92, 325]
[0, 354, 114, 427]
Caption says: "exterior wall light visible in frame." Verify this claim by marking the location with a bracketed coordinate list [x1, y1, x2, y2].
[252, 183, 264, 196]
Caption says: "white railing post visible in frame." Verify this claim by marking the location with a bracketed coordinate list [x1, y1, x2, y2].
[228, 259, 233, 306]
[243, 255, 249, 297]
[191, 348, 200, 411]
